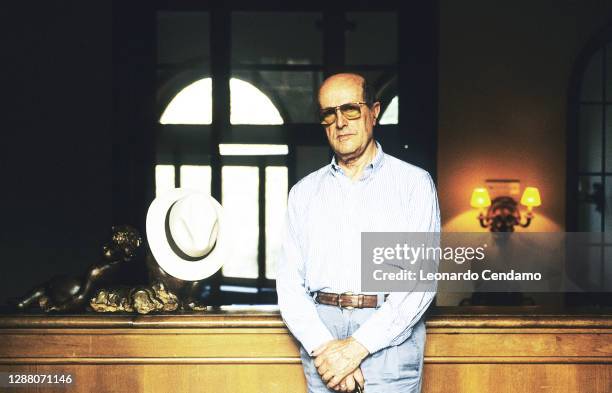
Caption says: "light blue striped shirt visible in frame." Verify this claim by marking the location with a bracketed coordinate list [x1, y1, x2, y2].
[276, 142, 440, 355]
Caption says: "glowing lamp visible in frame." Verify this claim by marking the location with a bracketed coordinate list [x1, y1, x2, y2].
[520, 187, 541, 210]
[470, 182, 542, 232]
[470, 188, 491, 208]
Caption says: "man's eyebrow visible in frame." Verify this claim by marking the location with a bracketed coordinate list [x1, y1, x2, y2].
[320, 102, 359, 111]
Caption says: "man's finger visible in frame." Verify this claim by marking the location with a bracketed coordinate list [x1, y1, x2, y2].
[335, 377, 350, 392]
[321, 370, 334, 383]
[316, 361, 329, 377]
[353, 368, 365, 388]
[326, 374, 344, 389]
[345, 375, 356, 391]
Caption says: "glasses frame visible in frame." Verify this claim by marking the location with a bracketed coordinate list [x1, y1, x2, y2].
[319, 101, 369, 125]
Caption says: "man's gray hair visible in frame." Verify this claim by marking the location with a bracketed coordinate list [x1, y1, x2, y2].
[362, 79, 376, 107]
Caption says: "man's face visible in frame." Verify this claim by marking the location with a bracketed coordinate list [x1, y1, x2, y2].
[318, 76, 380, 160]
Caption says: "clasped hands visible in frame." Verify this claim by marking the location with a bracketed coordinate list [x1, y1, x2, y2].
[312, 337, 369, 392]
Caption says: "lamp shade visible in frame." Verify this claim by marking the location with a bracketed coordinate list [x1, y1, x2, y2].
[520, 187, 541, 207]
[470, 188, 491, 208]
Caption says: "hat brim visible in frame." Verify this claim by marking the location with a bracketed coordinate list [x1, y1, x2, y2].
[146, 188, 231, 281]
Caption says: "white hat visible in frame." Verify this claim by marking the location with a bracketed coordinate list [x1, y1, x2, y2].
[146, 188, 231, 281]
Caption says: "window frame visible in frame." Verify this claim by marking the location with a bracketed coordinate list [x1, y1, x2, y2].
[565, 23, 612, 306]
[567, 24, 612, 231]
[155, 9, 403, 304]
[109, 0, 443, 308]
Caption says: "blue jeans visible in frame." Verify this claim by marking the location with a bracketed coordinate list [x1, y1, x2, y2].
[300, 303, 426, 393]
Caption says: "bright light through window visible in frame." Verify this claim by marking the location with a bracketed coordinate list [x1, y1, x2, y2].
[219, 144, 289, 156]
[265, 166, 288, 279]
[159, 77, 290, 284]
[160, 79, 213, 124]
[221, 166, 259, 279]
[230, 79, 283, 124]
[379, 95, 398, 125]
[160, 78, 284, 125]
[155, 165, 175, 196]
[180, 165, 211, 194]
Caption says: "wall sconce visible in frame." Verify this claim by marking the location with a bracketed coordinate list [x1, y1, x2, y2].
[471, 186, 541, 232]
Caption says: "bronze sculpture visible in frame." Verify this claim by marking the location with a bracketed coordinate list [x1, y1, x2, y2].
[13, 190, 229, 314]
[89, 255, 208, 313]
[90, 282, 180, 314]
[13, 225, 143, 312]
[12, 225, 209, 314]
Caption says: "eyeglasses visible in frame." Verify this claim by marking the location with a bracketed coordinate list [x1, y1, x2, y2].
[319, 102, 368, 125]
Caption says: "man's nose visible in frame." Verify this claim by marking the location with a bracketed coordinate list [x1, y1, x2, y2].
[335, 108, 348, 128]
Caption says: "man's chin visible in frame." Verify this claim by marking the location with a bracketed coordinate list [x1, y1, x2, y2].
[333, 140, 358, 152]
[334, 145, 357, 156]
[334, 146, 361, 161]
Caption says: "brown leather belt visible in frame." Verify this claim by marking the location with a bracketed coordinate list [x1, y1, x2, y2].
[314, 291, 386, 309]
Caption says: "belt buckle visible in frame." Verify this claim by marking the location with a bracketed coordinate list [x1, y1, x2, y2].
[340, 291, 355, 309]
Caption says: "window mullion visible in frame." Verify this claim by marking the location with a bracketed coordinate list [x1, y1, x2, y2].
[258, 161, 267, 299]
[209, 7, 231, 304]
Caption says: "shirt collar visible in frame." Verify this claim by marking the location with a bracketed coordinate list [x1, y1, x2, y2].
[329, 141, 385, 178]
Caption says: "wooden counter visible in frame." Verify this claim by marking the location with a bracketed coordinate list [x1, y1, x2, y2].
[0, 307, 610, 392]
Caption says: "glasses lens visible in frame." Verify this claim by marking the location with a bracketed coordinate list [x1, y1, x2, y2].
[340, 104, 362, 119]
[320, 109, 336, 125]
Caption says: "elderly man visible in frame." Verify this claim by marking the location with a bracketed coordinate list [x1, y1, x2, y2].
[276, 73, 440, 393]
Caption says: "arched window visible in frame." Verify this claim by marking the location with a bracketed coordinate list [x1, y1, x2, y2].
[160, 78, 283, 125]
[571, 36, 612, 232]
[567, 26, 612, 306]
[152, 9, 423, 304]
[379, 95, 398, 124]
[156, 77, 288, 283]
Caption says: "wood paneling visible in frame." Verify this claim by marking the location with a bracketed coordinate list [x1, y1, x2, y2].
[0, 364, 307, 393]
[0, 308, 610, 393]
[422, 364, 611, 393]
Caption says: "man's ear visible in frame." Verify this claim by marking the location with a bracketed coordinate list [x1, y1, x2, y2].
[372, 102, 381, 125]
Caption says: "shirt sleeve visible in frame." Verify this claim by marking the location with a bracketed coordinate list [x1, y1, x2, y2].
[352, 172, 441, 354]
[276, 187, 335, 355]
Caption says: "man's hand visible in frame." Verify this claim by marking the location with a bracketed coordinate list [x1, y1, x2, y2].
[312, 337, 369, 389]
[332, 367, 365, 392]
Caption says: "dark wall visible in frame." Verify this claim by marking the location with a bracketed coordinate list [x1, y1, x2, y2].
[438, 0, 612, 232]
[0, 1, 433, 307]
[0, 2, 113, 304]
